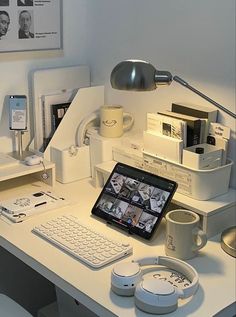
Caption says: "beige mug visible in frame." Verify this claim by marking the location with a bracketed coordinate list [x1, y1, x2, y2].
[99, 105, 134, 138]
[165, 209, 207, 260]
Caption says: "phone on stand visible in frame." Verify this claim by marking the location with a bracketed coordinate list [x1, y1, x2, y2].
[9, 95, 27, 130]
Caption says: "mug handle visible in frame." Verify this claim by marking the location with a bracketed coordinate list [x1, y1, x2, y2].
[192, 228, 207, 252]
[123, 112, 134, 132]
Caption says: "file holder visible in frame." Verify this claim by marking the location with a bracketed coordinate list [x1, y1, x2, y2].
[30, 65, 105, 183]
[32, 65, 91, 152]
[32, 85, 105, 183]
[42, 86, 104, 159]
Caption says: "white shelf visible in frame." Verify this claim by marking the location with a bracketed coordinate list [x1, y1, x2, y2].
[0, 160, 55, 187]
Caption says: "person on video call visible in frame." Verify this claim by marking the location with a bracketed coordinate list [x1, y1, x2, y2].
[18, 10, 34, 38]
[0, 10, 10, 39]
[0, 0, 9, 6]
[17, 0, 33, 6]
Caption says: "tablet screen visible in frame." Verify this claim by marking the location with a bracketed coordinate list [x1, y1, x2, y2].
[92, 163, 177, 239]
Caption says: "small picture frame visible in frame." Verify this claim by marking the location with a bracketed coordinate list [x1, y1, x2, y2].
[0, 0, 62, 52]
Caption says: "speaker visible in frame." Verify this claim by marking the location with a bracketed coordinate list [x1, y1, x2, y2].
[111, 256, 199, 314]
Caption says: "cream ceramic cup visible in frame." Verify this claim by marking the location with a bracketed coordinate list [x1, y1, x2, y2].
[99, 105, 134, 138]
[165, 209, 207, 260]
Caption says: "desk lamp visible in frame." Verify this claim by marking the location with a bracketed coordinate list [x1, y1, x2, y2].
[110, 60, 236, 119]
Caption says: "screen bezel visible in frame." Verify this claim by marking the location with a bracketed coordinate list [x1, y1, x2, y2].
[91, 163, 178, 240]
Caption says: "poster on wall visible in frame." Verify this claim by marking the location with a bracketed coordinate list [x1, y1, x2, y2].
[0, 0, 62, 52]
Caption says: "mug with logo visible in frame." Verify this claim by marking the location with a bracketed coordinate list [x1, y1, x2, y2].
[165, 209, 207, 260]
[99, 105, 134, 138]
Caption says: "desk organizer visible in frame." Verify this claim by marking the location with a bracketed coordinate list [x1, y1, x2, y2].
[30, 64, 105, 183]
[112, 146, 233, 201]
[30, 85, 104, 183]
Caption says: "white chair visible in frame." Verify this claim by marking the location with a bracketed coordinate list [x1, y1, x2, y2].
[0, 294, 33, 317]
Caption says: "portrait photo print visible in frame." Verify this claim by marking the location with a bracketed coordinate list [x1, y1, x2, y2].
[0, 0, 61, 52]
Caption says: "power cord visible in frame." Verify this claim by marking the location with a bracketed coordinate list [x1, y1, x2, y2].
[41, 160, 49, 180]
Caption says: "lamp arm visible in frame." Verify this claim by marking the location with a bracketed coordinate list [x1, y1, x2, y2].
[173, 75, 236, 119]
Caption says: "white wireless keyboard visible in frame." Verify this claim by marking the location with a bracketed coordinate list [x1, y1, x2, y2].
[32, 214, 133, 268]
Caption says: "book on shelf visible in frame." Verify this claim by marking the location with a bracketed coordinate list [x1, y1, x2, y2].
[209, 122, 230, 140]
[51, 102, 71, 133]
[43, 102, 71, 150]
[157, 110, 202, 147]
[41, 88, 77, 151]
[171, 102, 218, 142]
[147, 112, 187, 147]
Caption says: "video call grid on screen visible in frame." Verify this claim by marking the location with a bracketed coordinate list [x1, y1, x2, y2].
[93, 163, 177, 238]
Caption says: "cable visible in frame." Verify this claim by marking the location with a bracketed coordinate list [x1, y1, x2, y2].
[41, 161, 49, 180]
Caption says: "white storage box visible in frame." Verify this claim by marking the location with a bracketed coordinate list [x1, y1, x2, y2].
[112, 146, 233, 200]
[143, 152, 233, 200]
[51, 145, 91, 183]
[183, 143, 222, 169]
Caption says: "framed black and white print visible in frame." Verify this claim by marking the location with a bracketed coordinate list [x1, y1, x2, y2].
[0, 0, 62, 52]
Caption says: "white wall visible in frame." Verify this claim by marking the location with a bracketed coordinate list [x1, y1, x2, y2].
[85, 0, 236, 188]
[0, 0, 235, 187]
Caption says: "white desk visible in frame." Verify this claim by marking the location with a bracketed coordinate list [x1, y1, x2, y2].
[0, 177, 235, 317]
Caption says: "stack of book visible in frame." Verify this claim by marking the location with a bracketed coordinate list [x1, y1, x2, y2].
[171, 102, 218, 145]
[144, 103, 218, 164]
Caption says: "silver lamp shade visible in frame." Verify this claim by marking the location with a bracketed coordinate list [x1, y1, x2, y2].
[110, 60, 172, 91]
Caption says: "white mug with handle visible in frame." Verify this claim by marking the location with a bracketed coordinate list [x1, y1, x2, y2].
[99, 105, 134, 138]
[165, 209, 207, 260]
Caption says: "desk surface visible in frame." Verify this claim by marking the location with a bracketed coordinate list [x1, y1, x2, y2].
[0, 177, 236, 317]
